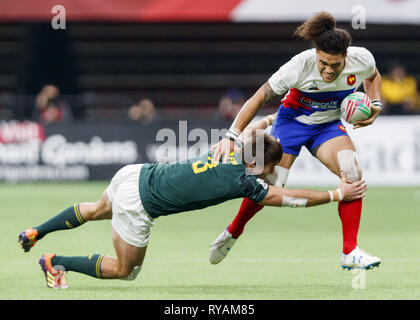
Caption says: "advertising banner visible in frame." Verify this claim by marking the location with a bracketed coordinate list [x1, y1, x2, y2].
[287, 116, 420, 186]
[0, 116, 419, 186]
[0, 120, 226, 183]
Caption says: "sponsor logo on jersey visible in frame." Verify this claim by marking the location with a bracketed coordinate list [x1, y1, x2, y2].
[347, 74, 356, 86]
[300, 96, 338, 110]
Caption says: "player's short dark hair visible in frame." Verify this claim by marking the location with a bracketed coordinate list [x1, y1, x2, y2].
[242, 130, 283, 165]
[293, 11, 351, 55]
[263, 134, 283, 164]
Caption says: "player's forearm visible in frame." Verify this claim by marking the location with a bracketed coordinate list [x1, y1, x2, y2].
[230, 82, 278, 134]
[364, 69, 382, 101]
[283, 188, 342, 207]
[230, 96, 265, 134]
[260, 187, 342, 208]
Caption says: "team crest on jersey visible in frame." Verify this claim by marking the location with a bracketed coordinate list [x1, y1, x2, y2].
[347, 74, 356, 86]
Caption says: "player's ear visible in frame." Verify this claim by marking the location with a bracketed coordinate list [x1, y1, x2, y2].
[244, 160, 257, 168]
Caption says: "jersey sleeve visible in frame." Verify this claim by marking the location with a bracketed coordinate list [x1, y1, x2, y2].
[268, 53, 303, 95]
[239, 174, 269, 203]
[358, 47, 376, 79]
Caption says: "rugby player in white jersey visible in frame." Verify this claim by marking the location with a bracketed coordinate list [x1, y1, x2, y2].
[210, 12, 383, 270]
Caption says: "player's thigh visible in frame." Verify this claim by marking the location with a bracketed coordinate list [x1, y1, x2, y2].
[277, 152, 297, 169]
[112, 228, 147, 270]
[315, 135, 358, 178]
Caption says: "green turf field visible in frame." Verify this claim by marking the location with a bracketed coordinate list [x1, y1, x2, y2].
[1, 182, 420, 300]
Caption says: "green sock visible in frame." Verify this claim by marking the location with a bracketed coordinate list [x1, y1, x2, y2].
[34, 204, 85, 240]
[51, 254, 104, 279]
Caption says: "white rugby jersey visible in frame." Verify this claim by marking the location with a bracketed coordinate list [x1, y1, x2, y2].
[268, 46, 376, 125]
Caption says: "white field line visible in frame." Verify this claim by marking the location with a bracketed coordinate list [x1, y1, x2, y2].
[151, 258, 420, 263]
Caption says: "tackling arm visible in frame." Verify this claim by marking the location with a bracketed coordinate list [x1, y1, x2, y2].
[236, 112, 277, 142]
[259, 180, 367, 208]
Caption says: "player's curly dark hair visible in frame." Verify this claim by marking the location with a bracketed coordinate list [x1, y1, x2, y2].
[294, 11, 351, 55]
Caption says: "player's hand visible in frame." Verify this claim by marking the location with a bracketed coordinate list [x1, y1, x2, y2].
[353, 104, 381, 129]
[210, 138, 234, 163]
[339, 179, 368, 201]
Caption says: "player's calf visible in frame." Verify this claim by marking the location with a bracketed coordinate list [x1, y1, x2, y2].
[18, 203, 86, 252]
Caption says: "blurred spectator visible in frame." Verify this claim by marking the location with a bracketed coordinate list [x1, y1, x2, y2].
[34, 84, 71, 124]
[381, 63, 420, 115]
[128, 98, 158, 124]
[0, 93, 13, 120]
[217, 89, 245, 122]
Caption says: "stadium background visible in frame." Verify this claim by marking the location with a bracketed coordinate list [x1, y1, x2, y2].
[1, 0, 420, 300]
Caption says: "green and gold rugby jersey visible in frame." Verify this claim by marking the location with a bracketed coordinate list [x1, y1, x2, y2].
[138, 152, 269, 219]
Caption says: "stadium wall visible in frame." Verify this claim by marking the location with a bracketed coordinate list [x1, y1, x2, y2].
[0, 116, 419, 186]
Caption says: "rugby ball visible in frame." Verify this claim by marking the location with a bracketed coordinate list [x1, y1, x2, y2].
[340, 92, 372, 124]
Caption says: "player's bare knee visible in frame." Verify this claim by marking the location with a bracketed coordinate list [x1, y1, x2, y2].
[115, 265, 142, 280]
[120, 266, 142, 281]
[117, 268, 132, 279]
[91, 193, 112, 220]
[337, 150, 362, 182]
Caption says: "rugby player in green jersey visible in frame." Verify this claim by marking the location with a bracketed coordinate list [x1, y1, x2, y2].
[18, 130, 366, 288]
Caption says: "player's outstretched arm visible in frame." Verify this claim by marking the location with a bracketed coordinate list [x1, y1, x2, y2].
[210, 82, 279, 163]
[259, 179, 367, 208]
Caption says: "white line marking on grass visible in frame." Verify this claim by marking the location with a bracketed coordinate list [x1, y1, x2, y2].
[152, 258, 420, 263]
[152, 258, 336, 263]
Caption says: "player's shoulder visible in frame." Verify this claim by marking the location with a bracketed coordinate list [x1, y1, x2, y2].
[347, 46, 375, 63]
[291, 48, 317, 64]
[279, 48, 316, 80]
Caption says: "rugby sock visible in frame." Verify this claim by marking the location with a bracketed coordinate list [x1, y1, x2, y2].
[338, 199, 362, 254]
[51, 254, 104, 279]
[227, 198, 264, 238]
[34, 204, 85, 240]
